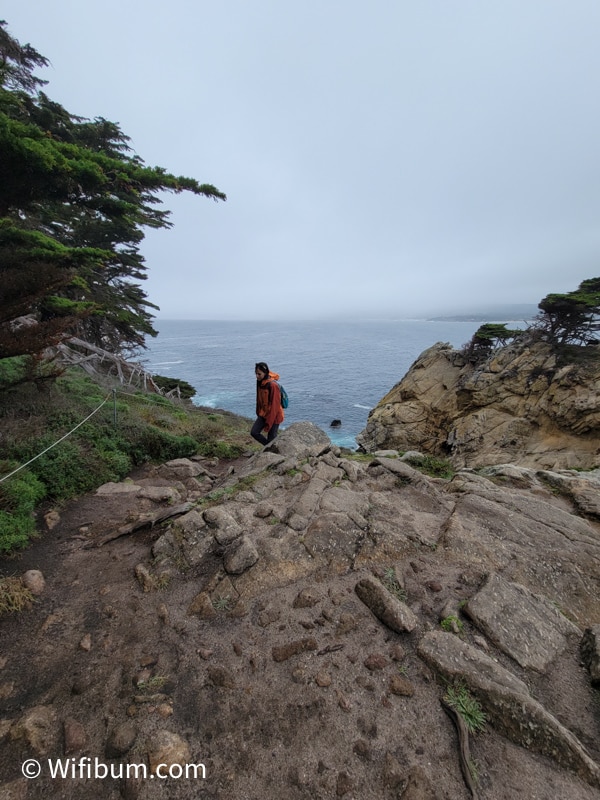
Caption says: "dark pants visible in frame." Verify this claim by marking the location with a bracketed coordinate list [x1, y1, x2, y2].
[251, 417, 279, 446]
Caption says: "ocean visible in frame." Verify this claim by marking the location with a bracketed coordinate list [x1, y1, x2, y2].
[141, 319, 481, 449]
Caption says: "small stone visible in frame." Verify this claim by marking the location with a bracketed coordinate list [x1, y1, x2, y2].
[336, 613, 358, 635]
[197, 648, 213, 660]
[105, 722, 137, 758]
[134, 668, 152, 687]
[336, 771, 354, 796]
[291, 666, 309, 684]
[292, 588, 321, 608]
[254, 503, 273, 518]
[258, 607, 281, 627]
[79, 634, 92, 652]
[187, 592, 216, 619]
[383, 752, 406, 791]
[207, 665, 236, 688]
[315, 671, 332, 687]
[22, 570, 45, 595]
[389, 674, 415, 696]
[147, 730, 190, 775]
[389, 644, 406, 661]
[364, 653, 388, 671]
[63, 718, 87, 755]
[0, 682, 14, 700]
[355, 675, 375, 691]
[427, 580, 443, 592]
[10, 706, 59, 755]
[44, 511, 60, 530]
[134, 564, 157, 592]
[272, 638, 317, 662]
[336, 690, 352, 712]
[353, 740, 371, 760]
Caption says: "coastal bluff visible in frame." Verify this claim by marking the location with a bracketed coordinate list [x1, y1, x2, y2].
[356, 339, 600, 470]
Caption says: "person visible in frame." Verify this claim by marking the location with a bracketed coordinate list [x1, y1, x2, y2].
[251, 361, 284, 445]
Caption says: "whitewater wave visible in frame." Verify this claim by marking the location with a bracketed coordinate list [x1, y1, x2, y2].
[353, 403, 372, 410]
[150, 360, 184, 367]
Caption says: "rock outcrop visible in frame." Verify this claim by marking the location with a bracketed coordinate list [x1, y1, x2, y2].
[1, 422, 600, 800]
[356, 339, 600, 470]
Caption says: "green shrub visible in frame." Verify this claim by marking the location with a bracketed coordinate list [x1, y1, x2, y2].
[0, 367, 252, 555]
[196, 440, 244, 459]
[440, 615, 464, 633]
[406, 454, 455, 479]
[0, 356, 30, 389]
[0, 512, 38, 554]
[122, 424, 198, 464]
[0, 469, 46, 554]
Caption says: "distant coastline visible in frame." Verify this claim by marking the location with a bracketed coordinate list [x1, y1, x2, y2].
[427, 304, 538, 324]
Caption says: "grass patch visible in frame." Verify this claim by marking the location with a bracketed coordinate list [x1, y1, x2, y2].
[212, 595, 232, 612]
[405, 454, 455, 479]
[0, 577, 35, 614]
[381, 567, 407, 602]
[440, 615, 464, 634]
[136, 675, 169, 692]
[444, 682, 487, 734]
[342, 452, 376, 464]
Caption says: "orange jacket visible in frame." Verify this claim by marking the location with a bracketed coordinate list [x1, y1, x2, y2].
[256, 371, 284, 431]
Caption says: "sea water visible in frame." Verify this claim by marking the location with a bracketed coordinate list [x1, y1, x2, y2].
[142, 319, 480, 449]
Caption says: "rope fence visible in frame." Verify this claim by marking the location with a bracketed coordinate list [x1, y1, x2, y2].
[0, 383, 192, 485]
[0, 391, 114, 484]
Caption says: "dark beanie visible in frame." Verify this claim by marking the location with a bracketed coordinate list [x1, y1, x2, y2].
[255, 362, 269, 374]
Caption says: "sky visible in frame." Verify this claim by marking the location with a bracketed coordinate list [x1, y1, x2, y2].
[4, 1, 600, 320]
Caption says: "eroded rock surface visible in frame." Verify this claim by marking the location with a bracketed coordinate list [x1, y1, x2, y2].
[1, 422, 600, 800]
[357, 340, 600, 470]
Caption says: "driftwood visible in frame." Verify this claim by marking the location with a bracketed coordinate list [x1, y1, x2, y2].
[87, 502, 194, 548]
[54, 337, 161, 393]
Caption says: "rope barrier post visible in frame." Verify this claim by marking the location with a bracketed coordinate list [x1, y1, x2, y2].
[113, 389, 118, 427]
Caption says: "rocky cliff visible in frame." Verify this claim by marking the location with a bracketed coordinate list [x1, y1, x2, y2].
[1, 422, 600, 800]
[356, 339, 600, 470]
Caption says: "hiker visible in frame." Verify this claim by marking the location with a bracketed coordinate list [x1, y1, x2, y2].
[251, 361, 284, 445]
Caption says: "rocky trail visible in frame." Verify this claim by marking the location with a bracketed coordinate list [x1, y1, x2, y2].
[1, 421, 600, 800]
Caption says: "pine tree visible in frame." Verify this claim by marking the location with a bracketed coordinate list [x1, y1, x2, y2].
[0, 20, 225, 359]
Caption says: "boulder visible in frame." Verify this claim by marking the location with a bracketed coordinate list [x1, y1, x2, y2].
[355, 576, 418, 633]
[264, 421, 331, 457]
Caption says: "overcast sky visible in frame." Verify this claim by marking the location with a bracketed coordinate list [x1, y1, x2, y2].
[5, 1, 600, 320]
